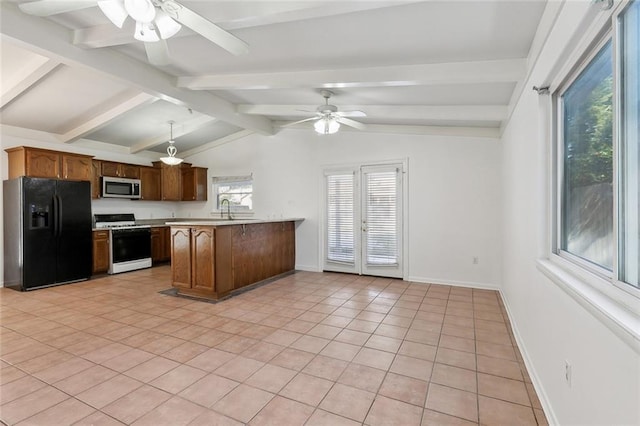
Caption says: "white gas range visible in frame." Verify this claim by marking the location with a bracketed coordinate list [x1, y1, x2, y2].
[94, 214, 152, 274]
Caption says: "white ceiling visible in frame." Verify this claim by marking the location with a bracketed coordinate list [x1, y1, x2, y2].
[0, 0, 549, 156]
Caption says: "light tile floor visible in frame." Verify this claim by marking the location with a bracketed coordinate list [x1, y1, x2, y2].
[0, 266, 548, 425]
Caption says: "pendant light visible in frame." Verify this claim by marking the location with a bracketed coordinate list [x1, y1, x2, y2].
[160, 121, 183, 166]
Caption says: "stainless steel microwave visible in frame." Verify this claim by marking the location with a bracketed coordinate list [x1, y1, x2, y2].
[101, 176, 141, 199]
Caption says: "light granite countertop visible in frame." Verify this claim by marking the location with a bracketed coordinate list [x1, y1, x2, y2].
[165, 218, 304, 226]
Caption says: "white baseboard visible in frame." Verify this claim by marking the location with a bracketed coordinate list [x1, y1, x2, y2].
[407, 275, 500, 291]
[295, 264, 322, 272]
[499, 290, 558, 426]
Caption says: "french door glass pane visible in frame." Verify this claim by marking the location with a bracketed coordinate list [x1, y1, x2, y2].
[561, 40, 614, 270]
[327, 173, 355, 264]
[620, 1, 640, 288]
[365, 170, 398, 265]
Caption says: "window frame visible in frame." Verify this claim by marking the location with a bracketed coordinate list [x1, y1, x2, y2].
[554, 34, 615, 282]
[211, 175, 254, 215]
[549, 0, 640, 308]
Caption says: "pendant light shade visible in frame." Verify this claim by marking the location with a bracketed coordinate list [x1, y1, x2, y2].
[160, 121, 184, 166]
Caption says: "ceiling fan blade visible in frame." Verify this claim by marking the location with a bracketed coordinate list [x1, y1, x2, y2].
[280, 117, 318, 128]
[336, 117, 367, 131]
[19, 0, 97, 16]
[336, 110, 367, 118]
[144, 40, 171, 66]
[167, 3, 249, 55]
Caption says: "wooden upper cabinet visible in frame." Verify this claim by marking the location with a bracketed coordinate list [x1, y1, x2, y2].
[62, 153, 92, 181]
[91, 160, 102, 199]
[182, 167, 208, 201]
[152, 161, 182, 201]
[5, 146, 92, 181]
[139, 166, 161, 201]
[101, 161, 140, 179]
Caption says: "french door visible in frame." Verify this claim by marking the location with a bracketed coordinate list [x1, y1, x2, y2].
[324, 163, 403, 278]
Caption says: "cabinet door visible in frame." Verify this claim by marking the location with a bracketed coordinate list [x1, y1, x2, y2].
[191, 227, 214, 291]
[120, 164, 140, 179]
[181, 168, 195, 201]
[92, 231, 110, 274]
[140, 167, 161, 201]
[182, 167, 208, 201]
[91, 160, 102, 199]
[151, 226, 170, 262]
[161, 166, 182, 201]
[151, 227, 164, 262]
[171, 227, 192, 289]
[62, 154, 92, 181]
[101, 161, 120, 177]
[25, 149, 60, 179]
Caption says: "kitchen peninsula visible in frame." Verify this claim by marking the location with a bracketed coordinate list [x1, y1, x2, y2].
[168, 218, 302, 300]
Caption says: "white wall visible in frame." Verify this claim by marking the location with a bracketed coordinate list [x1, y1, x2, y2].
[500, 2, 640, 424]
[1, 129, 502, 291]
[177, 129, 502, 288]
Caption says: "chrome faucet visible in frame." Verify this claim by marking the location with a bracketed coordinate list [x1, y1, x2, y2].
[220, 199, 232, 220]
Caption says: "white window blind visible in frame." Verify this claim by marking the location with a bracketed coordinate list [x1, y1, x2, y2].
[326, 173, 355, 264]
[365, 170, 398, 265]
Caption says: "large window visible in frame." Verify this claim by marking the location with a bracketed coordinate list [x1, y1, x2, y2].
[560, 40, 613, 270]
[555, 0, 639, 294]
[619, 0, 640, 288]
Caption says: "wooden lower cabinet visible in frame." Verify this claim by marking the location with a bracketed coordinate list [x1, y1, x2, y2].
[151, 226, 171, 263]
[92, 230, 110, 274]
[171, 226, 222, 297]
[171, 227, 192, 289]
[170, 221, 295, 300]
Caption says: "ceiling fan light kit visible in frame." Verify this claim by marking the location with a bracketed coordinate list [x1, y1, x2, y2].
[98, 0, 182, 41]
[286, 90, 366, 135]
[19, 0, 250, 65]
[160, 121, 184, 166]
[314, 116, 340, 135]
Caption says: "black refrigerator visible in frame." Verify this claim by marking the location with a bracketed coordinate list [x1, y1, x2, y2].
[3, 177, 92, 291]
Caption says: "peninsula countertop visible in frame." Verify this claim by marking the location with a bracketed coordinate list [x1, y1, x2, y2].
[165, 218, 304, 226]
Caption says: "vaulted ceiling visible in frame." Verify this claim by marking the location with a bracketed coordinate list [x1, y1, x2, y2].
[1, 1, 550, 158]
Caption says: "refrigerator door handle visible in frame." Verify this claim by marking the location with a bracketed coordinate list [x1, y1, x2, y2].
[53, 195, 59, 237]
[57, 194, 63, 237]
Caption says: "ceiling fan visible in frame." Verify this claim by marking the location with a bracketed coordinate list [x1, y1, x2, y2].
[287, 90, 367, 135]
[18, 0, 249, 65]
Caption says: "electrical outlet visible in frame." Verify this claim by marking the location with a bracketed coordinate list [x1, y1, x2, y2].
[473, 256, 479, 264]
[564, 360, 572, 387]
